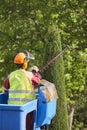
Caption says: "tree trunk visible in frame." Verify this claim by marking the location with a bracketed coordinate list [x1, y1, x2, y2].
[68, 105, 75, 130]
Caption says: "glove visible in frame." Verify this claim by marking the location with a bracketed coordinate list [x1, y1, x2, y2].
[30, 66, 39, 73]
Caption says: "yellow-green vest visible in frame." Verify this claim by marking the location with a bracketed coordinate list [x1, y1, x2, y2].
[8, 69, 36, 105]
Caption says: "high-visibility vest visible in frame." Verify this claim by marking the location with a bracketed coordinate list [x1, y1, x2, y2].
[8, 69, 36, 105]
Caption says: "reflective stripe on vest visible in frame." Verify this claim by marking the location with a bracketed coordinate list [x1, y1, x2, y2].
[8, 90, 35, 103]
[9, 98, 31, 102]
[9, 90, 35, 94]
[9, 69, 36, 105]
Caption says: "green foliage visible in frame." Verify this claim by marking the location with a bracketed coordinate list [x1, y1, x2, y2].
[0, 0, 87, 129]
[55, 0, 87, 128]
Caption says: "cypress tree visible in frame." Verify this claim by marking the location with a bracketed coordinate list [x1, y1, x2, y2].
[44, 24, 68, 130]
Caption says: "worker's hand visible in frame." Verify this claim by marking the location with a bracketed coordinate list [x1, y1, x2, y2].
[30, 66, 39, 73]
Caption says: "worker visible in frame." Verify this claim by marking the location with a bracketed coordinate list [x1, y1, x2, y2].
[4, 50, 42, 130]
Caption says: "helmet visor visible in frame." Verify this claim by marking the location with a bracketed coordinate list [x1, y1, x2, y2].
[21, 50, 35, 60]
[28, 52, 35, 60]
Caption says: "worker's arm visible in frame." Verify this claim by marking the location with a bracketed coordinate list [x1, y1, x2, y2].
[25, 70, 42, 87]
[4, 76, 10, 92]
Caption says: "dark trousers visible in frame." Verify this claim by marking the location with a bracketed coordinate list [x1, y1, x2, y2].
[26, 112, 34, 130]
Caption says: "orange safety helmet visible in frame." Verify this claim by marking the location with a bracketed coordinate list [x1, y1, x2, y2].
[14, 50, 35, 69]
[14, 53, 27, 64]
